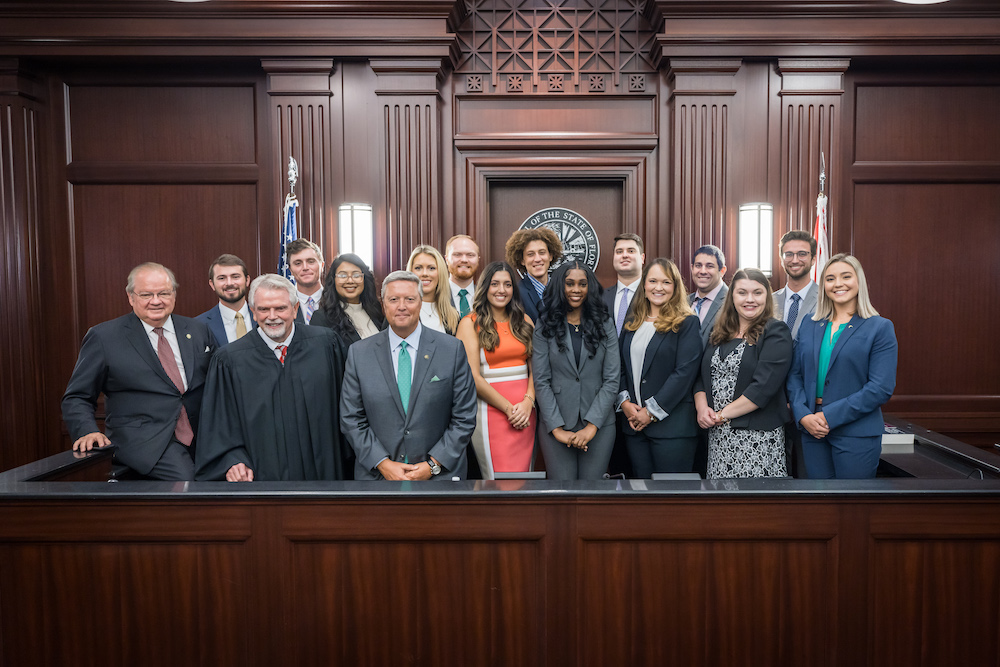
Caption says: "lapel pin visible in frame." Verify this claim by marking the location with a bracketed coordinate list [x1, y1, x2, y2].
[186, 333, 191, 339]
[424, 354, 429, 359]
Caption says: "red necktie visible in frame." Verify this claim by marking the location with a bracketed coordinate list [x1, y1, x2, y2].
[153, 327, 194, 446]
[277, 344, 288, 365]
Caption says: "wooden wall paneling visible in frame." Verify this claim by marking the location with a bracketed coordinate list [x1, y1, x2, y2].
[263, 59, 334, 263]
[775, 59, 849, 272]
[371, 59, 446, 276]
[0, 59, 46, 472]
[666, 59, 741, 281]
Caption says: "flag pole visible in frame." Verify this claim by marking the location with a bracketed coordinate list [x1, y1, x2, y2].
[279, 156, 299, 280]
[811, 152, 830, 283]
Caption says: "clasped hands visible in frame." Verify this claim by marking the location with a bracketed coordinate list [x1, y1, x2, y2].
[696, 405, 730, 429]
[505, 397, 533, 430]
[621, 401, 654, 432]
[799, 412, 830, 439]
[552, 424, 597, 451]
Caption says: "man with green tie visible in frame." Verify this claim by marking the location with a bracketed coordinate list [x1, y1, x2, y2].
[445, 234, 480, 319]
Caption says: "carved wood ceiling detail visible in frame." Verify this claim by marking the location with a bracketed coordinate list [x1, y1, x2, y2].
[455, 0, 658, 94]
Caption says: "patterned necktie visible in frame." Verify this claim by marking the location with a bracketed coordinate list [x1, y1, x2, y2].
[694, 297, 706, 318]
[305, 296, 316, 324]
[397, 340, 411, 414]
[234, 312, 247, 339]
[458, 289, 470, 318]
[153, 327, 194, 446]
[276, 344, 288, 365]
[786, 293, 801, 329]
[615, 287, 630, 334]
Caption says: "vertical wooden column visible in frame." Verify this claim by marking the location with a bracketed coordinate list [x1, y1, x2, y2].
[666, 59, 742, 268]
[370, 59, 445, 274]
[0, 59, 46, 469]
[775, 59, 849, 246]
[262, 59, 335, 258]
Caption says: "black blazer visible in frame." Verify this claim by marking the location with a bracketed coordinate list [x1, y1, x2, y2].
[309, 306, 387, 345]
[603, 281, 638, 332]
[618, 315, 702, 439]
[694, 318, 793, 431]
[519, 276, 544, 325]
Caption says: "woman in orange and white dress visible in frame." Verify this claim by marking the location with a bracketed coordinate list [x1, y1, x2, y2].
[456, 261, 536, 478]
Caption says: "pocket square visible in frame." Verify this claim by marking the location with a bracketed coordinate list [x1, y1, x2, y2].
[429, 375, 442, 382]
[204, 346, 211, 353]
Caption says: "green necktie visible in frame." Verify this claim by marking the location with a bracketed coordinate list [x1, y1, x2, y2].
[458, 288, 470, 318]
[397, 340, 411, 414]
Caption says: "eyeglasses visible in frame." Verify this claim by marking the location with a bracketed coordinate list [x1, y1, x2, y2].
[335, 272, 364, 281]
[133, 291, 174, 301]
[782, 251, 812, 260]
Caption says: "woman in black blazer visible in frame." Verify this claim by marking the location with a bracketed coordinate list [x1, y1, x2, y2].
[618, 258, 702, 477]
[309, 254, 386, 345]
[693, 268, 793, 479]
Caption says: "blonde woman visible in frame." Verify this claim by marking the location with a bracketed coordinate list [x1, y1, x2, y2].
[407, 245, 460, 335]
[787, 253, 897, 479]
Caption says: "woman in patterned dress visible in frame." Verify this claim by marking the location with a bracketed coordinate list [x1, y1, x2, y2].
[693, 268, 793, 479]
[456, 261, 536, 478]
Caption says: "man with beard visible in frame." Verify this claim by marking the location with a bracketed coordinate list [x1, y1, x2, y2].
[445, 234, 480, 319]
[196, 254, 255, 347]
[688, 244, 729, 347]
[772, 230, 818, 341]
[195, 274, 349, 481]
[285, 238, 324, 324]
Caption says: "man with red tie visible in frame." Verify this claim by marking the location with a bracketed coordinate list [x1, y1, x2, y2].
[62, 262, 216, 480]
[195, 274, 349, 482]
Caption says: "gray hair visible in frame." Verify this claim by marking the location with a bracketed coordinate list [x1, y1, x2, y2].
[381, 270, 422, 300]
[248, 273, 297, 309]
[126, 262, 178, 294]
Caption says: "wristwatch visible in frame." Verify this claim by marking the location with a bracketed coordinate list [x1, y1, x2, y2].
[427, 458, 442, 476]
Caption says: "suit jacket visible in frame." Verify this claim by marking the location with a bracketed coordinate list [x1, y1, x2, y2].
[787, 315, 897, 437]
[603, 281, 639, 333]
[532, 317, 621, 432]
[340, 326, 477, 480]
[773, 282, 818, 340]
[689, 283, 729, 347]
[618, 315, 702, 439]
[694, 318, 793, 431]
[61, 313, 216, 475]
[196, 303, 256, 347]
[519, 276, 544, 325]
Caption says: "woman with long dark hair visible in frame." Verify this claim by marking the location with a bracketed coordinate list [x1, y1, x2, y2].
[456, 261, 536, 478]
[787, 254, 897, 479]
[310, 254, 386, 344]
[617, 258, 702, 477]
[694, 268, 792, 479]
[532, 261, 620, 480]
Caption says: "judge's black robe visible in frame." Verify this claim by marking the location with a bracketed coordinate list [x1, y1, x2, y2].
[195, 325, 349, 481]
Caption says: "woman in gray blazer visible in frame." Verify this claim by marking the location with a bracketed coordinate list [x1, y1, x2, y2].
[532, 261, 620, 480]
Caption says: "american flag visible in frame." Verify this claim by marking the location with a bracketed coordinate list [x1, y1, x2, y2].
[278, 192, 298, 281]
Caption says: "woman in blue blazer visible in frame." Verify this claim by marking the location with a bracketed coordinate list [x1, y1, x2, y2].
[787, 253, 898, 479]
[533, 261, 620, 480]
[618, 259, 702, 477]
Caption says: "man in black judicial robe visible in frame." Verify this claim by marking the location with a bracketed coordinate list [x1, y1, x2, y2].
[195, 274, 349, 481]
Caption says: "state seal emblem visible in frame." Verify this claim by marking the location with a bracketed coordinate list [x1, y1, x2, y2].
[519, 207, 600, 273]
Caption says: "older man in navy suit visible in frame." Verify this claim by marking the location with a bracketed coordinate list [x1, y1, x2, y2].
[62, 262, 216, 480]
[196, 253, 256, 347]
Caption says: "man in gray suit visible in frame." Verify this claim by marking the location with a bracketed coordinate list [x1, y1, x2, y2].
[772, 230, 818, 341]
[688, 244, 728, 346]
[340, 271, 477, 481]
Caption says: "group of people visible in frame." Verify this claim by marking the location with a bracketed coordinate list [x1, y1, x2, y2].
[61, 227, 897, 484]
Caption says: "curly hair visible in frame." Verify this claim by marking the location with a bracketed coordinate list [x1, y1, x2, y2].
[471, 261, 533, 355]
[406, 245, 460, 334]
[625, 258, 695, 334]
[709, 268, 773, 346]
[316, 254, 386, 341]
[504, 227, 563, 274]
[539, 261, 609, 358]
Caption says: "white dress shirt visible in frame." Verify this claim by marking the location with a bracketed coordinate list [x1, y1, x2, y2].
[140, 316, 187, 391]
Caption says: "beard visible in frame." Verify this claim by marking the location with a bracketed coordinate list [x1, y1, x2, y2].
[216, 286, 247, 304]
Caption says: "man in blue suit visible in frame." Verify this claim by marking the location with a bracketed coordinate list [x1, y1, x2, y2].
[196, 254, 255, 347]
[62, 263, 216, 480]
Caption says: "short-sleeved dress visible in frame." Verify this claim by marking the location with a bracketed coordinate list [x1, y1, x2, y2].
[706, 340, 787, 479]
[469, 317, 536, 478]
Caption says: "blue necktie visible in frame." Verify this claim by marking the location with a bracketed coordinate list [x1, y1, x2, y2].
[615, 287, 630, 334]
[786, 293, 801, 329]
[397, 341, 411, 414]
[305, 296, 316, 324]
